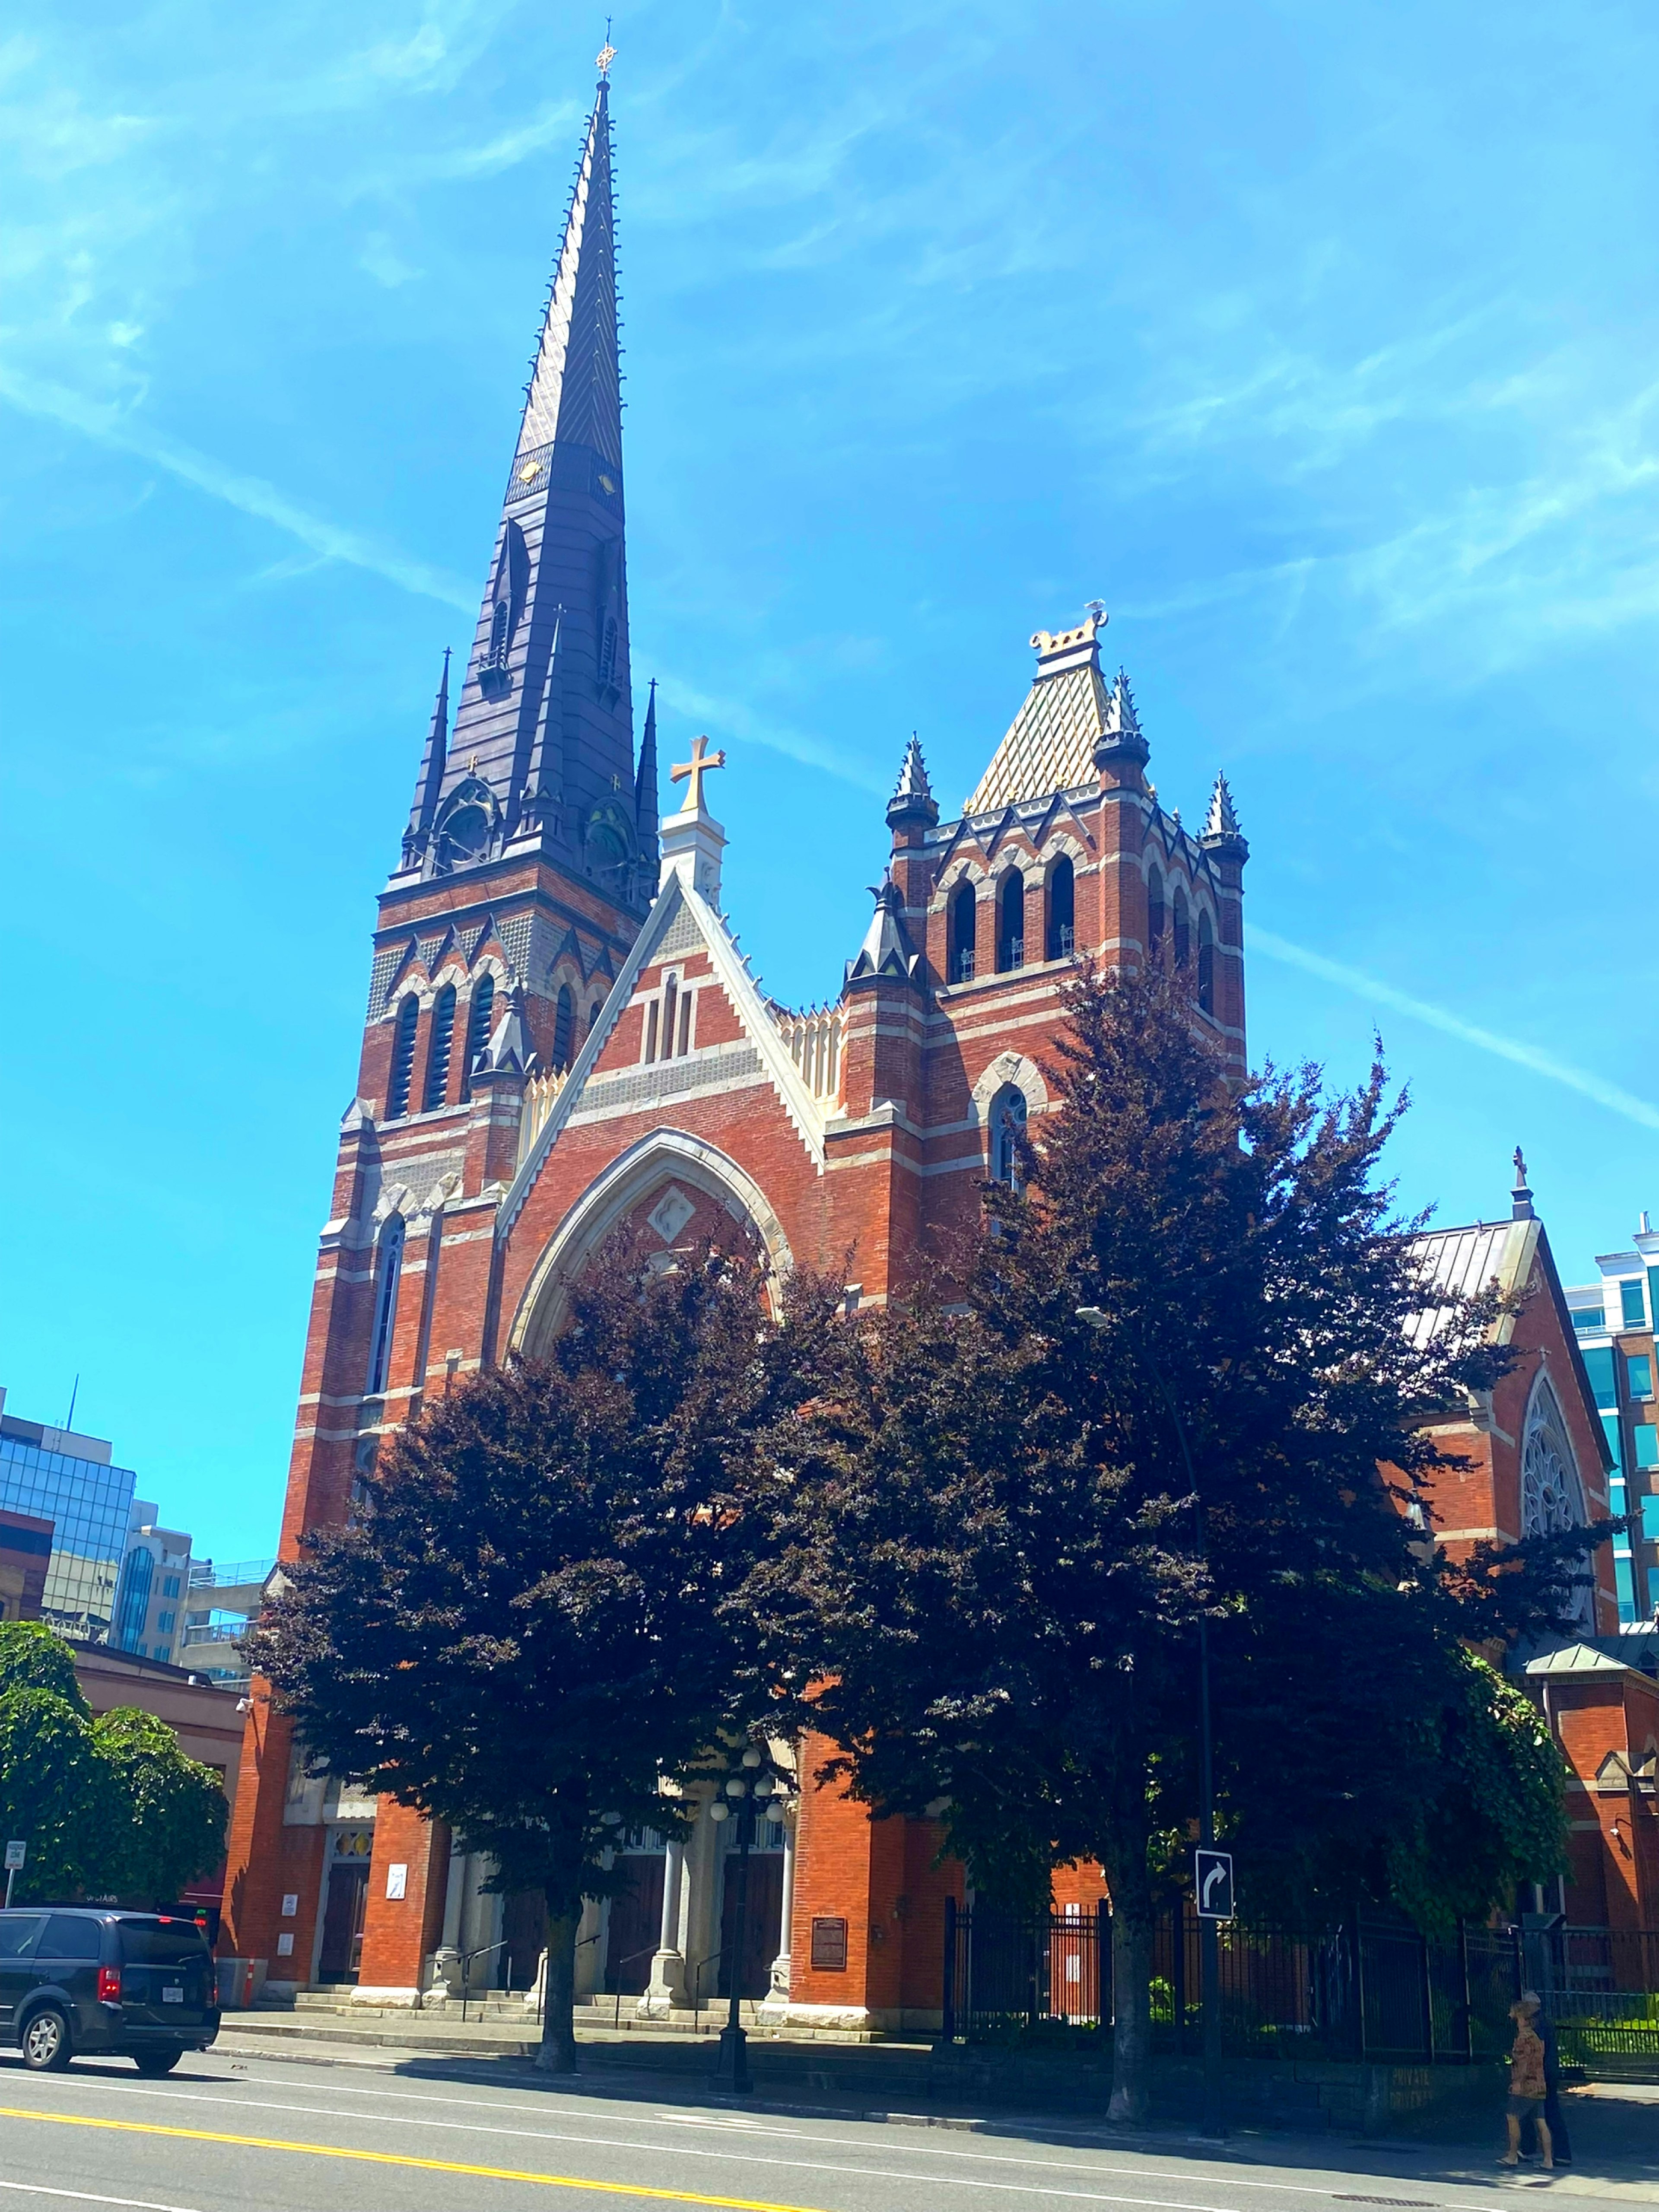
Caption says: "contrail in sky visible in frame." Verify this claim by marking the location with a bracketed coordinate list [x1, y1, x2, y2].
[1249, 924, 1659, 1132]
[0, 368, 475, 613]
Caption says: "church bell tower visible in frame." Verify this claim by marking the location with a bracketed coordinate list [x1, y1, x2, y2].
[220, 55, 653, 1999]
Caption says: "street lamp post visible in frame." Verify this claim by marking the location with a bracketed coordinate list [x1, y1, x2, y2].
[1077, 1306, 1225, 2139]
[708, 1743, 793, 2095]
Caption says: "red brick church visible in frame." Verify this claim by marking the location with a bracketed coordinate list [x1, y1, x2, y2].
[222, 64, 1643, 2019]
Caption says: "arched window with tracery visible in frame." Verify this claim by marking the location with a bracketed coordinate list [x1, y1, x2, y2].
[1197, 910, 1215, 1015]
[948, 882, 977, 983]
[424, 984, 457, 1109]
[1147, 866, 1165, 958]
[1046, 856, 1075, 961]
[460, 975, 495, 1102]
[1521, 1375, 1592, 1622]
[989, 1084, 1028, 1188]
[996, 872, 1026, 973]
[1173, 887, 1190, 969]
[366, 1213, 405, 1396]
[553, 985, 576, 1072]
[386, 996, 419, 1119]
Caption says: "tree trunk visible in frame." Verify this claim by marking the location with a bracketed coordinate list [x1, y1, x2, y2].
[1104, 1788, 1154, 2125]
[537, 1905, 581, 2073]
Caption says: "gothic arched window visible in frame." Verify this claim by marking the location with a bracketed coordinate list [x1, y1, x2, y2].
[1147, 866, 1165, 957]
[460, 975, 495, 1101]
[424, 984, 457, 1109]
[997, 872, 1026, 973]
[588, 1000, 602, 1042]
[948, 882, 977, 983]
[1046, 855, 1075, 961]
[1522, 1375, 1592, 1623]
[1173, 887, 1190, 969]
[553, 985, 575, 1072]
[989, 1085, 1028, 1188]
[366, 1213, 405, 1396]
[387, 996, 419, 1119]
[1197, 909, 1215, 1015]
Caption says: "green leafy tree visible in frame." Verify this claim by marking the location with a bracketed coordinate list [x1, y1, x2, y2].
[249, 1237, 837, 2072]
[0, 1622, 230, 1906]
[0, 1624, 110, 1901]
[756, 959, 1583, 2121]
[92, 1708, 228, 1907]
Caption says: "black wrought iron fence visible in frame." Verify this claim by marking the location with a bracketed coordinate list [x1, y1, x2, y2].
[941, 1904, 1659, 2066]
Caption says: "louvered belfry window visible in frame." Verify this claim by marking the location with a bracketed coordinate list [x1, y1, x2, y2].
[424, 985, 457, 1109]
[387, 997, 419, 1119]
[460, 975, 495, 1101]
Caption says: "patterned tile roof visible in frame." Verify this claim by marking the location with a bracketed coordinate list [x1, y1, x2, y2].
[966, 615, 1116, 813]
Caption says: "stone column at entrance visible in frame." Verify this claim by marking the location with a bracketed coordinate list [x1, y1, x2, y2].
[639, 1834, 689, 2017]
[756, 1809, 796, 2024]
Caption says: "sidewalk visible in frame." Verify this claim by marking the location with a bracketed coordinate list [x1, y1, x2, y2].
[207, 2028, 1659, 2202]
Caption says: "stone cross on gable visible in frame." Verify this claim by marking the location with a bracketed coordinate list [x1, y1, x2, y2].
[670, 734, 726, 815]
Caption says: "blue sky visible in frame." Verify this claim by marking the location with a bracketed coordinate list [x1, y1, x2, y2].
[4, 0, 1658, 1557]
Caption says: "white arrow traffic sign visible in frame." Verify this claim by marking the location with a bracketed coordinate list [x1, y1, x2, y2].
[1195, 1846, 1234, 1920]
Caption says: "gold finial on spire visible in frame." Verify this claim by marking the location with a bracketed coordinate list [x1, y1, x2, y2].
[670, 733, 726, 814]
[596, 18, 616, 75]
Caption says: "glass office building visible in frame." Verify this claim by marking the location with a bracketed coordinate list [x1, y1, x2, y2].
[0, 1403, 137, 1642]
[1566, 1224, 1659, 1624]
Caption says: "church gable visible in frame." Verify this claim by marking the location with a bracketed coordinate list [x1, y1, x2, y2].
[500, 873, 831, 1236]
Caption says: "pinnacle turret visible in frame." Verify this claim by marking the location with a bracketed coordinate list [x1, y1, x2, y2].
[848, 874, 922, 985]
[1200, 771, 1248, 864]
[1112, 667, 1141, 738]
[394, 72, 640, 899]
[402, 649, 450, 868]
[887, 731, 939, 833]
[635, 678, 660, 874]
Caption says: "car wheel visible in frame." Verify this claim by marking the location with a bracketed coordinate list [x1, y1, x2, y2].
[133, 2047, 184, 2076]
[21, 2006, 73, 2072]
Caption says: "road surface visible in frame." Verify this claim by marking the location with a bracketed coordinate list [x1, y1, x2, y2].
[0, 2046, 1616, 2212]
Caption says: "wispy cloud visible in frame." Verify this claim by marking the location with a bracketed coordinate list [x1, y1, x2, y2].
[0, 367, 474, 612]
[1249, 925, 1659, 1133]
[655, 673, 889, 795]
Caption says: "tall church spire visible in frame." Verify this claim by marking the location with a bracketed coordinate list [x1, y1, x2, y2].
[395, 68, 638, 899]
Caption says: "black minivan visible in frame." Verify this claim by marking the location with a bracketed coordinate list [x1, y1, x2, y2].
[0, 1908, 220, 2073]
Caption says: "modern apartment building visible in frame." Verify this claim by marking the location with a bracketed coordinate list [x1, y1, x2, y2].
[0, 1384, 138, 1641]
[111, 1505, 196, 1665]
[1565, 1220, 1659, 1623]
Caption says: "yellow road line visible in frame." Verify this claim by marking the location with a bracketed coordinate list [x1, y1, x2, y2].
[0, 2106, 830, 2212]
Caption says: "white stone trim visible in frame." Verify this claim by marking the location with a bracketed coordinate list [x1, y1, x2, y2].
[970, 1050, 1050, 1125]
[509, 1129, 796, 1358]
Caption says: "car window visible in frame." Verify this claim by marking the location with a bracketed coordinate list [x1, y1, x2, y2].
[42, 1915, 103, 1961]
[0, 1914, 47, 1960]
[117, 1920, 211, 1967]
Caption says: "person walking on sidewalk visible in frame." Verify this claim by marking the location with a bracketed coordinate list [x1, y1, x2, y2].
[1500, 1994, 1553, 2170]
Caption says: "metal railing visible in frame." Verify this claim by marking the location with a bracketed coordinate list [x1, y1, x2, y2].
[941, 1906, 1659, 2068]
[189, 1557, 274, 1589]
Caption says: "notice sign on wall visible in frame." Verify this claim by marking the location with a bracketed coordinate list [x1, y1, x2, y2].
[810, 1916, 848, 1971]
[386, 1862, 408, 1900]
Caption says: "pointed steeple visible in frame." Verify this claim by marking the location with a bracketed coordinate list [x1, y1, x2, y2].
[634, 677, 660, 875]
[1112, 667, 1141, 739]
[887, 732, 939, 834]
[402, 649, 450, 868]
[404, 68, 639, 898]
